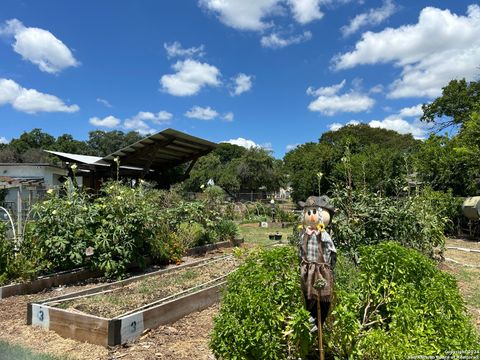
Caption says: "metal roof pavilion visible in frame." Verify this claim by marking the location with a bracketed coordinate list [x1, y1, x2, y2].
[101, 128, 217, 171]
[45, 128, 217, 178]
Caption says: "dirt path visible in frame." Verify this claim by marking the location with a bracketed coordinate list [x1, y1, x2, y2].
[442, 238, 480, 334]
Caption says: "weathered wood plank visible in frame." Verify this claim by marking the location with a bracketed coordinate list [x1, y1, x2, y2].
[0, 268, 98, 299]
[139, 282, 224, 336]
[48, 307, 110, 347]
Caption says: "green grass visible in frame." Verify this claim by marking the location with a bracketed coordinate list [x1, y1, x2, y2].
[0, 340, 66, 360]
[238, 224, 293, 247]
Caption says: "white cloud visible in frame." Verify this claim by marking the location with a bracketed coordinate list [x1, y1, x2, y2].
[398, 104, 423, 118]
[0, 19, 79, 74]
[122, 111, 172, 134]
[160, 59, 221, 96]
[288, 0, 324, 24]
[185, 106, 219, 120]
[89, 115, 121, 128]
[333, 5, 480, 98]
[369, 84, 384, 94]
[223, 112, 234, 122]
[261, 30, 312, 48]
[341, 0, 397, 37]
[0, 137, 8, 144]
[124, 117, 156, 135]
[0, 78, 79, 114]
[134, 111, 172, 124]
[307, 80, 375, 115]
[164, 41, 205, 58]
[369, 116, 427, 139]
[307, 79, 346, 97]
[286, 143, 299, 151]
[199, 0, 323, 31]
[96, 98, 112, 108]
[223, 137, 260, 149]
[328, 120, 360, 131]
[231, 73, 253, 96]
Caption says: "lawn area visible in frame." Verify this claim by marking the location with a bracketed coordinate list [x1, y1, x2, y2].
[0, 340, 65, 360]
[238, 223, 294, 247]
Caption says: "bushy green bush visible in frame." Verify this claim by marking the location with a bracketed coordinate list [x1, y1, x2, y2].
[331, 186, 446, 259]
[28, 185, 95, 272]
[325, 242, 480, 359]
[215, 219, 238, 242]
[210, 246, 314, 360]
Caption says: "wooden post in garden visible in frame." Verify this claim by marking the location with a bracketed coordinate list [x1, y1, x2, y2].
[317, 300, 325, 360]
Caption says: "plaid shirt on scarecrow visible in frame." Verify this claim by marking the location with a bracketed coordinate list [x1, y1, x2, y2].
[299, 230, 336, 265]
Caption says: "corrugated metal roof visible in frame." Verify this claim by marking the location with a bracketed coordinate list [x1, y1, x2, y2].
[45, 128, 217, 172]
[101, 128, 217, 170]
[45, 151, 108, 165]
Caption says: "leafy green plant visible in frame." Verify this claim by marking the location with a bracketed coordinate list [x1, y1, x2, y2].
[210, 246, 314, 359]
[325, 243, 480, 359]
[28, 184, 96, 272]
[215, 219, 238, 242]
[330, 186, 447, 260]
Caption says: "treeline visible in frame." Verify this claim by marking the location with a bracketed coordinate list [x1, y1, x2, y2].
[284, 78, 480, 201]
[0, 129, 143, 163]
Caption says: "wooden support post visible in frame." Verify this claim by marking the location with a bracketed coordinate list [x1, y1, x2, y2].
[317, 300, 325, 360]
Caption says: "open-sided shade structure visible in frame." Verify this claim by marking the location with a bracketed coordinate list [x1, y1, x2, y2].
[102, 128, 217, 172]
[46, 128, 217, 188]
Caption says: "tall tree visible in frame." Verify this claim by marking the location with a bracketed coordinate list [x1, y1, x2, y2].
[421, 79, 480, 129]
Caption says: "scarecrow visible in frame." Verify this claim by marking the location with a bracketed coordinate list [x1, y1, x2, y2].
[298, 195, 336, 360]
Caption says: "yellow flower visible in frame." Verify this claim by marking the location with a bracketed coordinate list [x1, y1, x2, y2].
[317, 223, 325, 232]
[297, 224, 303, 230]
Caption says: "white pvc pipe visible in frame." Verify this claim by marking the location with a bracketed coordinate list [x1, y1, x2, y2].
[0, 206, 17, 245]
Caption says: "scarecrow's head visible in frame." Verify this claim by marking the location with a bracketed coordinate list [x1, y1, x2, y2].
[298, 196, 335, 229]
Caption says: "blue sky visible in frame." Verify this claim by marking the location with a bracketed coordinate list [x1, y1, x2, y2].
[0, 0, 478, 157]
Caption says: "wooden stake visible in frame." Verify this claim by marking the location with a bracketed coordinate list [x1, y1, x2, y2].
[317, 300, 325, 360]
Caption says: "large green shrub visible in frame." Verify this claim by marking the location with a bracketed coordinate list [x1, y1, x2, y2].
[0, 221, 12, 283]
[28, 185, 95, 272]
[331, 186, 446, 259]
[325, 243, 480, 358]
[210, 246, 314, 359]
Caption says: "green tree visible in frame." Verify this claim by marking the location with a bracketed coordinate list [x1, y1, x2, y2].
[86, 130, 142, 156]
[421, 79, 480, 129]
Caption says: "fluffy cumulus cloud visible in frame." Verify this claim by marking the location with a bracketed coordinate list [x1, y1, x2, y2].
[0, 78, 79, 114]
[123, 111, 172, 135]
[199, 0, 323, 31]
[0, 19, 79, 74]
[185, 106, 219, 120]
[261, 30, 312, 48]
[307, 79, 375, 115]
[160, 59, 221, 96]
[327, 106, 429, 139]
[231, 73, 253, 96]
[89, 115, 121, 128]
[0, 137, 8, 144]
[341, 0, 397, 37]
[222, 137, 260, 149]
[333, 5, 480, 98]
[164, 41, 205, 58]
[89, 111, 172, 135]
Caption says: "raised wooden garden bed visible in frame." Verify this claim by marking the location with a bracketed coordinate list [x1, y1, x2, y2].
[0, 268, 99, 299]
[27, 255, 237, 346]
